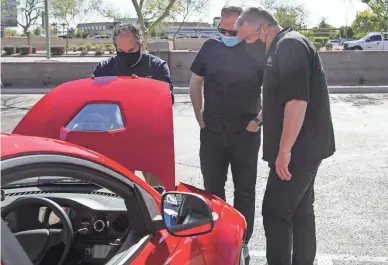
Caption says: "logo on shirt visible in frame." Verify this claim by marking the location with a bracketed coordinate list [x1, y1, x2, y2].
[266, 56, 273, 67]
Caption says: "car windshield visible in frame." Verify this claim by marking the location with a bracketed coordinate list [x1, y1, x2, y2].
[3, 176, 91, 189]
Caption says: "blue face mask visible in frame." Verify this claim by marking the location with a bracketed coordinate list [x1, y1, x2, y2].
[220, 35, 241, 47]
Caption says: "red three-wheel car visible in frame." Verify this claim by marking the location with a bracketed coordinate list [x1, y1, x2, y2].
[1, 77, 247, 265]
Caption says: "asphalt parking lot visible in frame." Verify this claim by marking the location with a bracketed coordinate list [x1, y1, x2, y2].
[1, 93, 388, 265]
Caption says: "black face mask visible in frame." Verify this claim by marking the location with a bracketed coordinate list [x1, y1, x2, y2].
[117, 48, 142, 67]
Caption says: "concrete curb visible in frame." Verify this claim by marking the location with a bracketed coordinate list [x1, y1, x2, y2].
[1, 86, 388, 95]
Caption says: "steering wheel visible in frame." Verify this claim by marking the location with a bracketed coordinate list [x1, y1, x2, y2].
[1, 197, 74, 265]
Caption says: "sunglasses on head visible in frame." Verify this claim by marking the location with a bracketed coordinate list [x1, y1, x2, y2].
[217, 24, 238, 37]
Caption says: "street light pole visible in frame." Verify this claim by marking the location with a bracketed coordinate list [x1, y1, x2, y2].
[44, 0, 51, 59]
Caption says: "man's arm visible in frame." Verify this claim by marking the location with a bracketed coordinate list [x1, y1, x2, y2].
[275, 39, 311, 179]
[190, 73, 205, 128]
[277, 39, 311, 153]
[189, 43, 207, 128]
[154, 61, 174, 104]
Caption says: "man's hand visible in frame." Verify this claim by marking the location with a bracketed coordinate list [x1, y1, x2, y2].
[189, 73, 205, 129]
[275, 150, 292, 181]
[246, 120, 260, 132]
[90, 74, 95, 80]
[198, 111, 205, 128]
[131, 74, 139, 79]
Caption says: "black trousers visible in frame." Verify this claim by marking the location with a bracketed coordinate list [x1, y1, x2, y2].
[199, 127, 261, 243]
[262, 155, 322, 265]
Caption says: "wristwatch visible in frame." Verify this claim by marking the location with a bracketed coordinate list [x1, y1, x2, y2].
[253, 117, 263, 127]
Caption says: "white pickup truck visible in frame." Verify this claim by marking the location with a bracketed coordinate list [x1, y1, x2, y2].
[343, 32, 388, 50]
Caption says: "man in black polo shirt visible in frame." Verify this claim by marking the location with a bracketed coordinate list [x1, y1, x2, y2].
[235, 7, 335, 265]
[189, 5, 265, 262]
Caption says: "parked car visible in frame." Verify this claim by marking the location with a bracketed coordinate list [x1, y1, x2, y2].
[343, 32, 388, 50]
[92, 34, 110, 39]
[1, 77, 247, 265]
[327, 39, 341, 47]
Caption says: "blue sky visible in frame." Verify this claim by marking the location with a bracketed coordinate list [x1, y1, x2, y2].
[15, 0, 369, 31]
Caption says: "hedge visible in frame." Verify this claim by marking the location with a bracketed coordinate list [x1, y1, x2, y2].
[19, 46, 31, 55]
[325, 43, 333, 51]
[313, 42, 322, 50]
[3, 46, 16, 55]
[51, 46, 65, 55]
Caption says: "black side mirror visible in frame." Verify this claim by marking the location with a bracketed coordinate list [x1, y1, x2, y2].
[161, 192, 218, 237]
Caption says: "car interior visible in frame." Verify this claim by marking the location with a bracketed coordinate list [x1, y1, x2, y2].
[0, 162, 164, 265]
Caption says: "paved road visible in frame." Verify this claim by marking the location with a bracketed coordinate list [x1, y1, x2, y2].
[2, 94, 388, 264]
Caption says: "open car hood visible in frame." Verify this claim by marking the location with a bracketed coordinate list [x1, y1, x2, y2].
[12, 77, 175, 190]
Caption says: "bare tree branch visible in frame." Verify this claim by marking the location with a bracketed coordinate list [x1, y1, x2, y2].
[148, 0, 179, 31]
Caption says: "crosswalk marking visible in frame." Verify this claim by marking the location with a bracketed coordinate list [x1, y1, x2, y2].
[250, 250, 388, 264]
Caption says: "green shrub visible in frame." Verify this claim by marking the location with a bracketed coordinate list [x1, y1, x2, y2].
[94, 45, 105, 55]
[51, 46, 65, 55]
[80, 48, 89, 55]
[16, 47, 20, 53]
[19, 46, 31, 55]
[3, 46, 16, 55]
[313, 42, 322, 50]
[325, 43, 333, 51]
[105, 44, 115, 52]
[86, 44, 96, 51]
[32, 47, 37, 54]
[77, 45, 86, 51]
[68, 44, 77, 52]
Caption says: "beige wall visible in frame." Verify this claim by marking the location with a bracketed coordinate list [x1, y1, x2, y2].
[318, 51, 388, 85]
[2, 50, 388, 88]
[173, 38, 207, 51]
[169, 50, 388, 86]
[1, 37, 173, 52]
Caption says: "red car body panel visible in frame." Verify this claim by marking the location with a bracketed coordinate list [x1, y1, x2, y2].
[175, 183, 246, 265]
[0, 133, 162, 201]
[12, 77, 175, 191]
[1, 78, 246, 265]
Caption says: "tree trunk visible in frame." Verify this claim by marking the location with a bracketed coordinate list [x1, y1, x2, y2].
[173, 21, 184, 39]
[66, 37, 69, 54]
[26, 31, 31, 46]
[143, 30, 149, 51]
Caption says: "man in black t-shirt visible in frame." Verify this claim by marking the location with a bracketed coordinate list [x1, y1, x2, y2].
[236, 7, 335, 265]
[190, 6, 266, 263]
[91, 22, 174, 187]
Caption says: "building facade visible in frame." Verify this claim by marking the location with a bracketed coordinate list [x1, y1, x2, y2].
[76, 22, 119, 35]
[166, 26, 219, 39]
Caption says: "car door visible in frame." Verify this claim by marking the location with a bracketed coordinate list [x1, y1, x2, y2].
[366, 34, 382, 50]
[12, 77, 176, 191]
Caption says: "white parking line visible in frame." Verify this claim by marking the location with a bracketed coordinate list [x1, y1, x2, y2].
[331, 94, 356, 116]
[250, 250, 388, 263]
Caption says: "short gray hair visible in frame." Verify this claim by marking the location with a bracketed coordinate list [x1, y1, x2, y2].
[221, 5, 243, 18]
[235, 7, 278, 29]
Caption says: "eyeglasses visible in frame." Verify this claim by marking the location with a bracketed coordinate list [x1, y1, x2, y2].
[217, 24, 238, 37]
